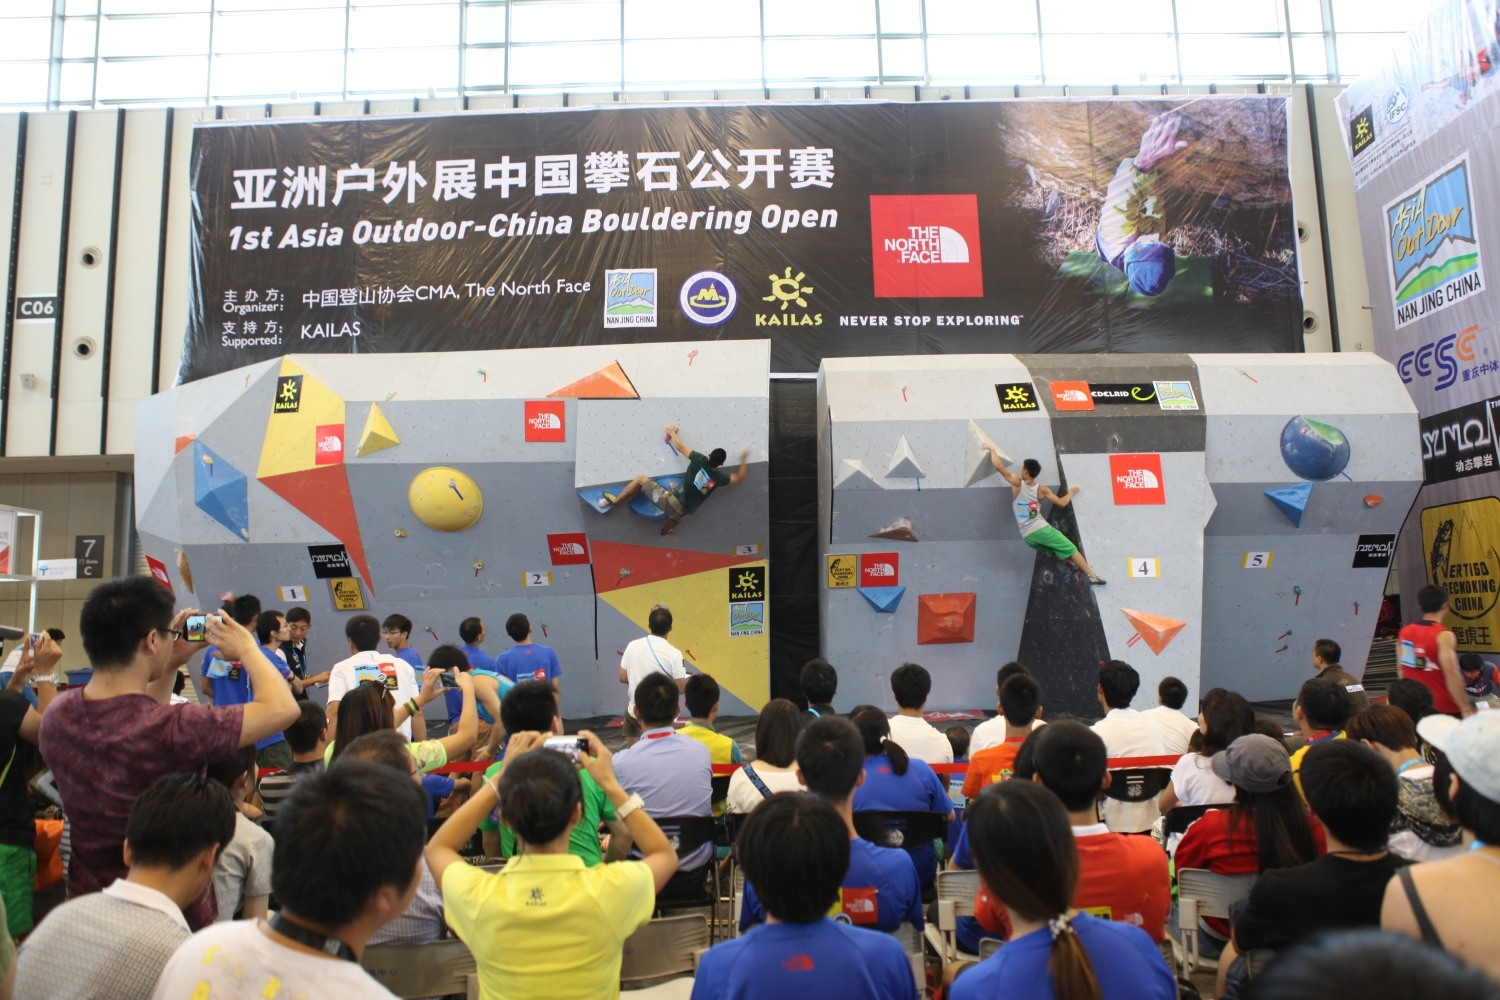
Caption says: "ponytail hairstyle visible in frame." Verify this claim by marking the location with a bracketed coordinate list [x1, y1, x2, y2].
[849, 704, 909, 776]
[329, 681, 395, 763]
[968, 781, 1102, 1000]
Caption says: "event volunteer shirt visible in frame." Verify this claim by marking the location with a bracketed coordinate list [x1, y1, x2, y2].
[949, 912, 1175, 1000]
[692, 919, 917, 1000]
[496, 643, 562, 687]
[327, 650, 421, 739]
[201, 644, 293, 752]
[739, 836, 922, 933]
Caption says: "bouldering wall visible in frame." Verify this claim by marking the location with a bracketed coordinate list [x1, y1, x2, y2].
[137, 340, 771, 718]
[819, 353, 1420, 719]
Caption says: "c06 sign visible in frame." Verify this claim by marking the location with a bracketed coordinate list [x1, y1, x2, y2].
[14, 297, 57, 320]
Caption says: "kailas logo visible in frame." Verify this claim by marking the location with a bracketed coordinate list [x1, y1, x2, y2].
[314, 424, 343, 465]
[679, 271, 737, 326]
[728, 567, 766, 601]
[546, 532, 590, 566]
[1398, 325, 1479, 392]
[869, 194, 984, 298]
[1386, 156, 1484, 328]
[996, 382, 1040, 412]
[1349, 105, 1375, 156]
[603, 268, 657, 328]
[756, 267, 821, 327]
[273, 375, 302, 414]
[526, 888, 546, 907]
[524, 400, 566, 443]
[1109, 453, 1166, 505]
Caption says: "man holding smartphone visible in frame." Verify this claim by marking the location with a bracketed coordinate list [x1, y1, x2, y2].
[38, 576, 299, 930]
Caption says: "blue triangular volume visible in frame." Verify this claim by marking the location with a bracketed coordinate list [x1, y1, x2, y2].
[1265, 482, 1312, 528]
[192, 441, 249, 541]
[858, 585, 906, 614]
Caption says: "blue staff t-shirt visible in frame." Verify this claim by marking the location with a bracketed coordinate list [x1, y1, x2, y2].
[459, 644, 496, 674]
[853, 753, 952, 887]
[691, 918, 917, 1000]
[394, 646, 423, 671]
[740, 837, 923, 933]
[949, 912, 1175, 1000]
[200, 646, 292, 750]
[495, 643, 562, 686]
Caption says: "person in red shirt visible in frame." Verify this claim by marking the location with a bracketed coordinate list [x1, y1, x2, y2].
[1397, 585, 1472, 719]
[961, 673, 1041, 800]
[1174, 733, 1324, 941]
[974, 721, 1170, 943]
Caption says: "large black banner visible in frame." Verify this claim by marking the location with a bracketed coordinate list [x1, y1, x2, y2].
[185, 97, 1299, 382]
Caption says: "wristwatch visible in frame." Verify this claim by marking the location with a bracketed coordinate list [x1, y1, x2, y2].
[615, 792, 646, 820]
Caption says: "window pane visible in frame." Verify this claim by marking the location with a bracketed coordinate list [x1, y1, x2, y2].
[1175, 0, 1283, 33]
[8, 0, 57, 15]
[62, 17, 99, 59]
[97, 54, 206, 100]
[508, 40, 620, 87]
[0, 19, 54, 60]
[1331, 0, 1417, 33]
[765, 37, 876, 79]
[467, 4, 506, 44]
[64, 0, 99, 11]
[350, 5, 459, 48]
[1179, 34, 1289, 79]
[348, 46, 457, 91]
[464, 45, 506, 87]
[926, 0, 1036, 34]
[1042, 33, 1176, 82]
[764, 0, 876, 36]
[882, 37, 924, 77]
[511, 1, 618, 43]
[926, 33, 1041, 81]
[0, 60, 50, 104]
[215, 9, 348, 53]
[213, 50, 345, 97]
[1291, 33, 1329, 78]
[1040, 0, 1173, 34]
[100, 13, 208, 57]
[58, 60, 96, 102]
[218, 0, 343, 9]
[101, 0, 207, 13]
[624, 0, 759, 38]
[624, 37, 761, 85]
[879, 0, 922, 34]
[1336, 32, 1403, 79]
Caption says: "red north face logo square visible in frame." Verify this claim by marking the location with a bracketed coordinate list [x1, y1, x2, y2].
[869, 194, 984, 298]
[1109, 453, 1167, 505]
[524, 401, 566, 443]
[547, 532, 590, 565]
[314, 424, 344, 465]
[860, 552, 900, 587]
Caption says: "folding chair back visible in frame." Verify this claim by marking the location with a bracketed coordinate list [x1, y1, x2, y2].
[1163, 802, 1229, 838]
[361, 940, 477, 999]
[653, 815, 722, 940]
[620, 915, 710, 984]
[934, 869, 981, 961]
[853, 810, 948, 852]
[1102, 767, 1173, 803]
[978, 937, 1002, 959]
[886, 921, 926, 995]
[1175, 868, 1257, 975]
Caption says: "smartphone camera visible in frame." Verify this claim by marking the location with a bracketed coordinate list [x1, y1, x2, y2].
[28, 633, 42, 647]
[543, 736, 588, 763]
[184, 615, 208, 643]
[438, 671, 458, 689]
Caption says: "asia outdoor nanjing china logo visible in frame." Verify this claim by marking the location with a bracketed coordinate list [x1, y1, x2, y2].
[1386, 155, 1485, 329]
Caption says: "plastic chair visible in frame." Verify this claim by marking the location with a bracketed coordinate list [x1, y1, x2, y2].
[1174, 868, 1257, 975]
[1163, 803, 1230, 839]
[934, 868, 981, 963]
[886, 919, 927, 996]
[620, 914, 709, 987]
[652, 815, 722, 942]
[978, 937, 1002, 959]
[1103, 767, 1173, 804]
[852, 810, 949, 852]
[360, 939, 477, 999]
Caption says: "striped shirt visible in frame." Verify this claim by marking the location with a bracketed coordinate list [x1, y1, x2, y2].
[258, 758, 324, 831]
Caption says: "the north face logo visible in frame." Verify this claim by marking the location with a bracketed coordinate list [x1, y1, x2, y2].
[524, 401, 566, 442]
[869, 194, 984, 298]
[1116, 468, 1160, 490]
[529, 412, 562, 430]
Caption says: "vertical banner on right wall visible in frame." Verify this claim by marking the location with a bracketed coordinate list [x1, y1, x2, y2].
[1338, 0, 1500, 655]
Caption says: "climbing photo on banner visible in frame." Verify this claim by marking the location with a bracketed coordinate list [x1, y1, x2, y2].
[184, 97, 1299, 382]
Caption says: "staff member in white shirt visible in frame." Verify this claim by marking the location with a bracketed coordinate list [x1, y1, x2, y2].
[619, 605, 688, 742]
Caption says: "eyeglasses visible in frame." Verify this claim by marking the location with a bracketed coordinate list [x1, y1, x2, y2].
[150, 627, 182, 641]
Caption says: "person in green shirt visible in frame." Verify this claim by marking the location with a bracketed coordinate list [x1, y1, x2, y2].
[479, 680, 630, 865]
[602, 424, 750, 535]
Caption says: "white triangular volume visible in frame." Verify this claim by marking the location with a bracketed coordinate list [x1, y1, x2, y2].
[964, 420, 1005, 487]
[833, 459, 883, 491]
[885, 436, 926, 479]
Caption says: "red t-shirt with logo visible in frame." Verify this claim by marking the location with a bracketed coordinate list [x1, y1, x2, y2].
[1398, 619, 1463, 715]
[961, 739, 1025, 800]
[975, 825, 1172, 942]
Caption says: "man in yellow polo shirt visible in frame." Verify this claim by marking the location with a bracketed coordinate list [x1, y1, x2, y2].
[1290, 677, 1350, 798]
[426, 730, 680, 1000]
[678, 674, 742, 817]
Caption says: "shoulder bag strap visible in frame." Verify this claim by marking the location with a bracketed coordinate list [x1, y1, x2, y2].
[1398, 866, 1444, 948]
[741, 763, 774, 800]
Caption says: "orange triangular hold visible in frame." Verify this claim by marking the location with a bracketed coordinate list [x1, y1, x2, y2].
[174, 435, 196, 454]
[260, 465, 375, 597]
[1120, 607, 1187, 656]
[547, 361, 639, 399]
[591, 540, 758, 594]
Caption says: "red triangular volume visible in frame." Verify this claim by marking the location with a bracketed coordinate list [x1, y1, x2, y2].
[547, 361, 640, 399]
[259, 466, 376, 597]
[590, 540, 757, 594]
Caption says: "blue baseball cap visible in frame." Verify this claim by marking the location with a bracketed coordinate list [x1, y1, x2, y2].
[1123, 240, 1176, 296]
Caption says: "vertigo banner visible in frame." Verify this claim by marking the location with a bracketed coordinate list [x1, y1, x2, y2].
[1338, 0, 1500, 655]
[182, 97, 1299, 383]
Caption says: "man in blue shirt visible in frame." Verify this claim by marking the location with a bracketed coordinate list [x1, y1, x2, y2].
[740, 716, 923, 934]
[382, 614, 423, 672]
[198, 595, 295, 768]
[613, 673, 713, 897]
[458, 616, 496, 674]
[494, 613, 560, 699]
[695, 793, 915, 1000]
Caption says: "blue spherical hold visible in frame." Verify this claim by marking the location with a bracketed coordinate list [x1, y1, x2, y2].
[1280, 416, 1350, 481]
